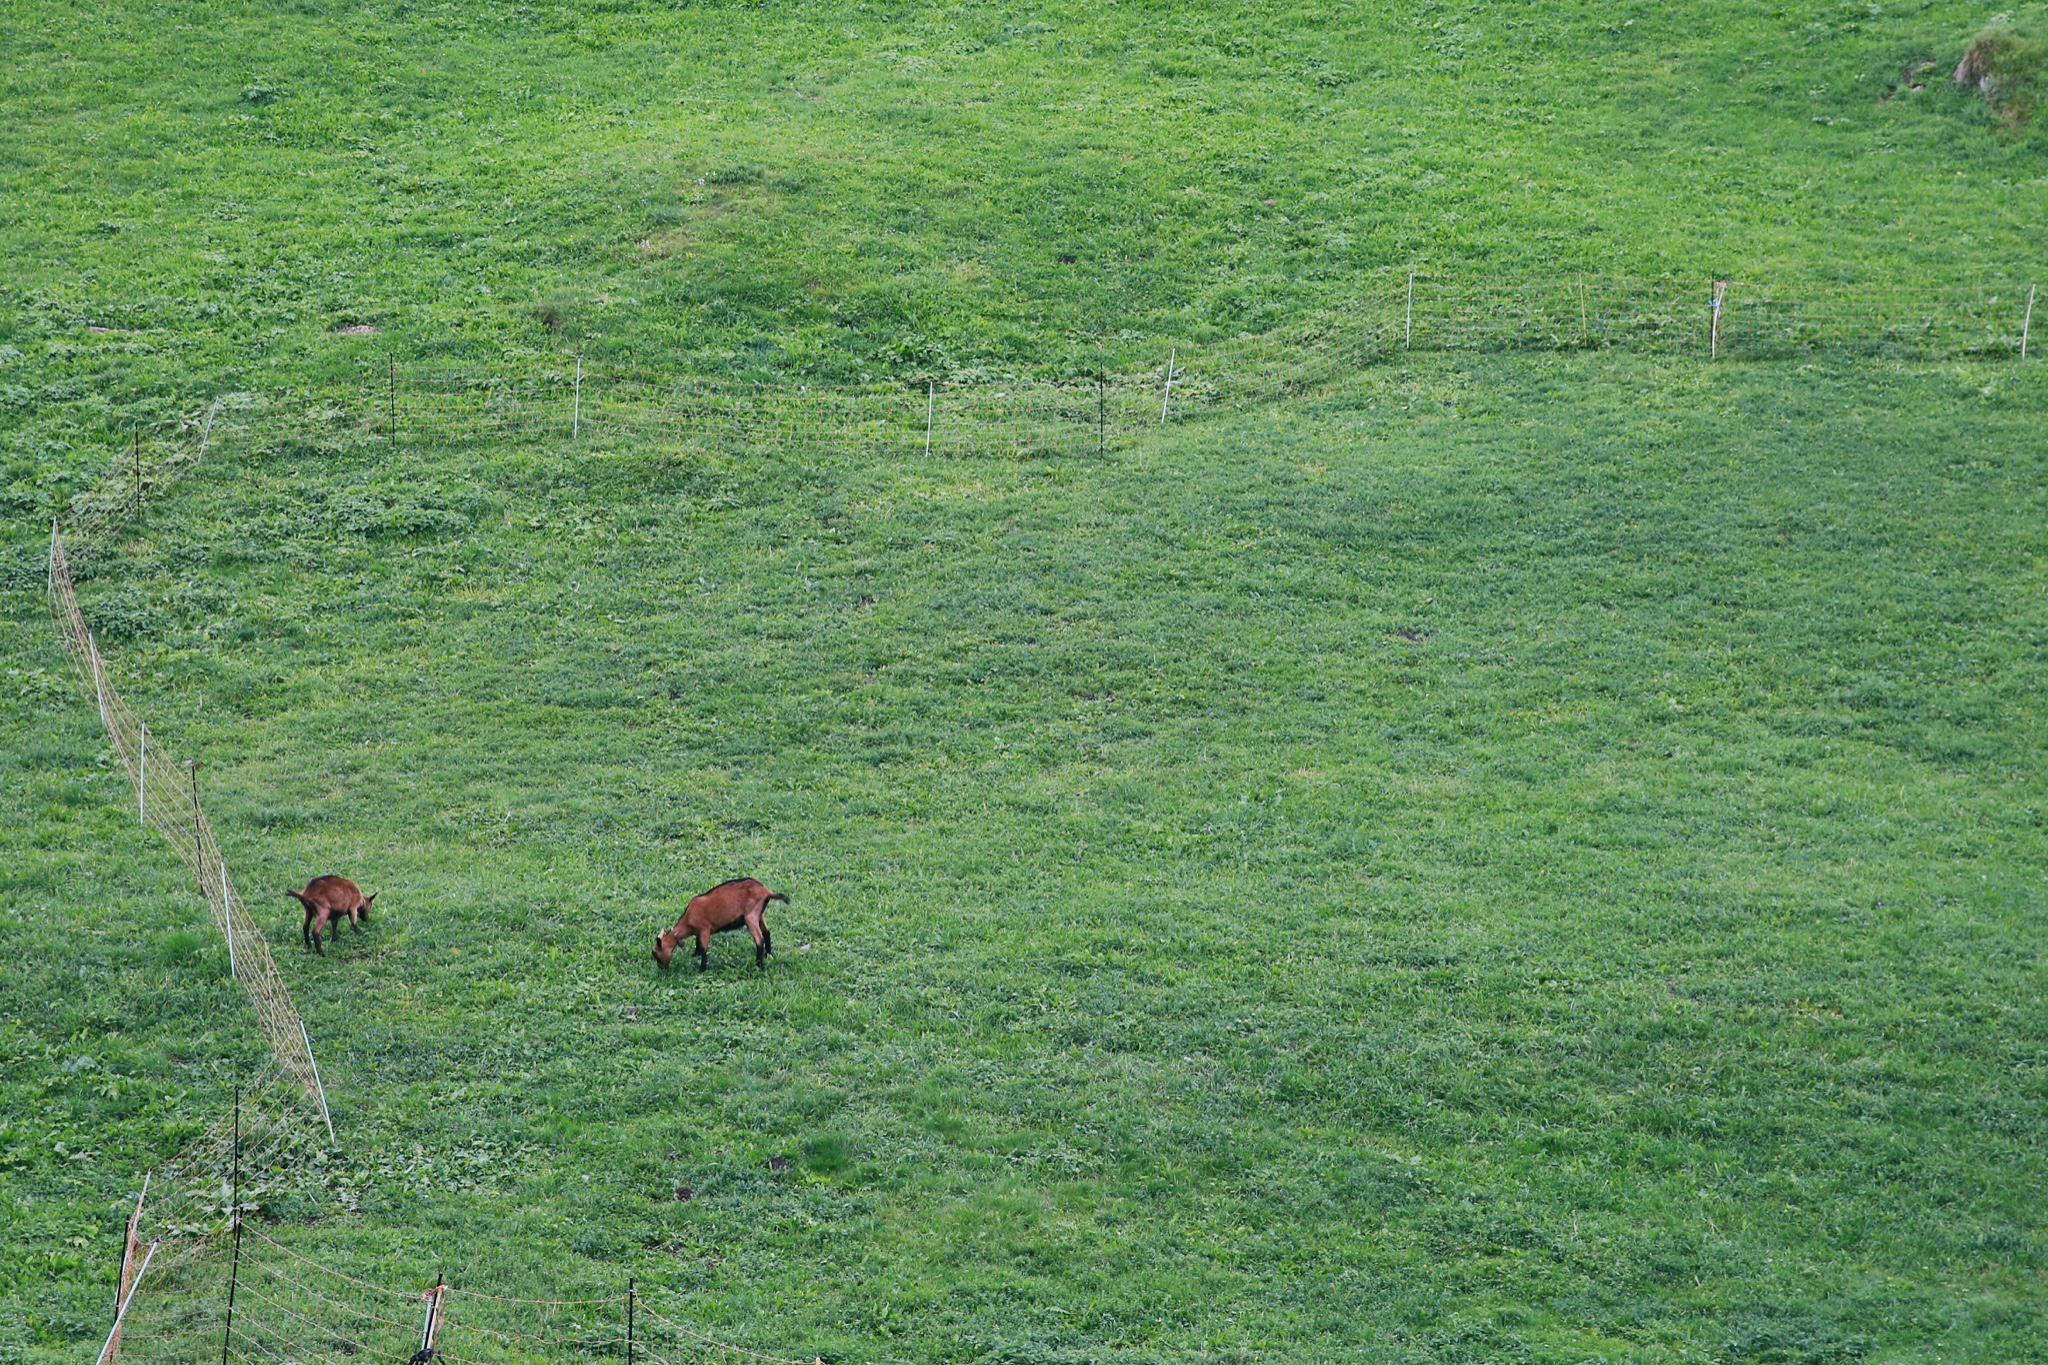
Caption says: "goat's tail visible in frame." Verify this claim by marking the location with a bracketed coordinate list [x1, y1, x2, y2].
[284, 889, 315, 909]
[765, 891, 790, 905]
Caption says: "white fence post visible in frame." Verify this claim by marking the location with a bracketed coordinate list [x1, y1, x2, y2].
[93, 1239, 157, 1365]
[301, 1019, 336, 1141]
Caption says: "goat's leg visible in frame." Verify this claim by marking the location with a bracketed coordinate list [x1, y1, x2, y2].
[696, 927, 712, 972]
[745, 911, 768, 968]
[311, 915, 326, 955]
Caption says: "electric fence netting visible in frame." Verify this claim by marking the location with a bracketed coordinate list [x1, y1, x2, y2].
[80, 274, 2033, 475]
[48, 525, 333, 1136]
[44, 269, 2036, 1365]
[112, 1229, 822, 1365]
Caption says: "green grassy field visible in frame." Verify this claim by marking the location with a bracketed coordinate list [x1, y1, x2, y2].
[2, 0, 2046, 419]
[5, 2, 2048, 1364]
[8, 353, 2048, 1363]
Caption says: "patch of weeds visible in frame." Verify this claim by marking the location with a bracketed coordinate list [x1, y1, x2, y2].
[1954, 21, 2046, 127]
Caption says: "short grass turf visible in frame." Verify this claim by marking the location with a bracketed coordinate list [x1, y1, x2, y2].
[4, 351, 2047, 1363]
[1, 0, 2046, 438]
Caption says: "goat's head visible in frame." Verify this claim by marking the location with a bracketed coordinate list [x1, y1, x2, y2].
[359, 892, 377, 920]
[652, 929, 678, 969]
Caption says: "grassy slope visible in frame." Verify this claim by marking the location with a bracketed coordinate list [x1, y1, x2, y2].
[5, 1, 2048, 1362]
[6, 353, 2047, 1363]
[0, 0, 2045, 434]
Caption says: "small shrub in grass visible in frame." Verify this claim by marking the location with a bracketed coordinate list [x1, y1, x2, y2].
[1955, 22, 2046, 127]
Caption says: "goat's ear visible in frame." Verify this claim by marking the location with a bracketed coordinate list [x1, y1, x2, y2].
[363, 893, 378, 907]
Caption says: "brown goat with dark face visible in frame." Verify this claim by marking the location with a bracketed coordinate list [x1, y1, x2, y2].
[654, 877, 787, 972]
[287, 876, 376, 954]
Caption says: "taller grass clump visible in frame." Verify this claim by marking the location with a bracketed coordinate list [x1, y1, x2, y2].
[1955, 18, 2046, 126]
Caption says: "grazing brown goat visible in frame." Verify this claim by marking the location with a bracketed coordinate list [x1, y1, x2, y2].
[654, 877, 787, 972]
[286, 876, 376, 954]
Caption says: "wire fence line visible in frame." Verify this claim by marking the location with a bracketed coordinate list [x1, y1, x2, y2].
[218, 274, 2048, 458]
[48, 273, 2041, 523]
[112, 1225, 824, 1365]
[49, 526, 334, 1136]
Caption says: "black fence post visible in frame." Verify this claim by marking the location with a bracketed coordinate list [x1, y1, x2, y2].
[219, 1083, 241, 1365]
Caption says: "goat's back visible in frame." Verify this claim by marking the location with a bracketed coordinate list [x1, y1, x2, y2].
[682, 877, 775, 929]
[301, 875, 366, 911]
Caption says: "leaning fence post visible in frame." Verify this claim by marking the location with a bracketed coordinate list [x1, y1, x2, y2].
[301, 1019, 336, 1141]
[1160, 346, 1177, 422]
[95, 1240, 156, 1365]
[1711, 280, 1729, 360]
[106, 1170, 150, 1365]
[573, 352, 583, 438]
[1406, 270, 1415, 348]
[138, 722, 146, 825]
[2023, 285, 2036, 360]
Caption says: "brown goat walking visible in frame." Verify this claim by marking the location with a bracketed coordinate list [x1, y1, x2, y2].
[286, 876, 376, 954]
[654, 877, 787, 972]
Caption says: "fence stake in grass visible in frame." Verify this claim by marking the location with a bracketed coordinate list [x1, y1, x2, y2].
[573, 352, 583, 438]
[1160, 346, 1176, 422]
[94, 1239, 155, 1365]
[413, 1277, 446, 1364]
[133, 426, 141, 520]
[389, 358, 397, 443]
[301, 1018, 335, 1141]
[106, 1169, 149, 1365]
[1406, 270, 1415, 348]
[1097, 376, 1106, 455]
[1711, 280, 1729, 360]
[138, 722, 146, 825]
[925, 379, 934, 456]
[2023, 284, 2036, 360]
[626, 1276, 635, 1365]
[219, 1084, 241, 1365]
